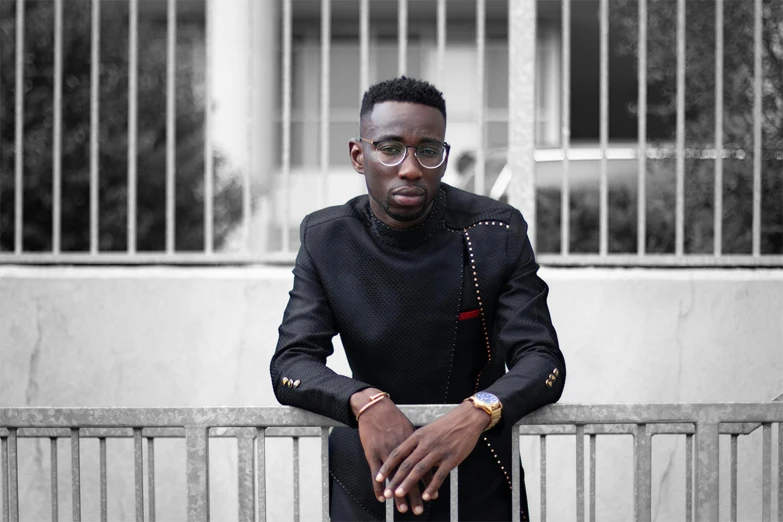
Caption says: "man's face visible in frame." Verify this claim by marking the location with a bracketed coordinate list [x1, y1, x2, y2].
[349, 101, 448, 230]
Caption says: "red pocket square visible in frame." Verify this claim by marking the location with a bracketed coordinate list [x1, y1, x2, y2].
[458, 309, 480, 321]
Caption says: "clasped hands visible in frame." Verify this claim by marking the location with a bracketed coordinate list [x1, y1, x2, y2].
[350, 388, 491, 516]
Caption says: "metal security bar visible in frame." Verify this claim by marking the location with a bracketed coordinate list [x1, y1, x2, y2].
[1, 0, 781, 267]
[2, 404, 783, 522]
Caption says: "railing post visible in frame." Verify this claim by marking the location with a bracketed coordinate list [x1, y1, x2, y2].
[237, 431, 255, 522]
[186, 427, 210, 522]
[508, 0, 537, 247]
[695, 422, 719, 522]
[633, 424, 652, 522]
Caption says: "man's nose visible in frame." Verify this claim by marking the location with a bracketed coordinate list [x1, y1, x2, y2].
[397, 147, 423, 180]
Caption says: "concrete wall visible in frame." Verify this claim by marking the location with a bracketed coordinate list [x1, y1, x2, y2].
[1, 267, 782, 521]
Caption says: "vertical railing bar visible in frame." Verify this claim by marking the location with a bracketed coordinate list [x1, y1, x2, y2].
[165, 0, 177, 254]
[203, 0, 214, 254]
[320, 0, 330, 211]
[436, 0, 446, 87]
[475, 0, 486, 197]
[730, 434, 737, 522]
[576, 425, 585, 522]
[320, 428, 329, 522]
[281, 0, 292, 253]
[256, 429, 266, 522]
[540, 435, 546, 522]
[185, 428, 209, 522]
[99, 438, 107, 522]
[449, 467, 458, 522]
[598, 0, 608, 257]
[14, 0, 25, 254]
[398, 0, 407, 76]
[50, 438, 58, 522]
[561, 0, 571, 256]
[686, 433, 693, 522]
[634, 424, 652, 522]
[70, 429, 81, 522]
[359, 0, 369, 96]
[128, 0, 138, 255]
[7, 432, 18, 522]
[89, 0, 100, 254]
[241, 0, 252, 253]
[762, 424, 771, 522]
[752, 0, 762, 257]
[714, 0, 723, 257]
[511, 426, 521, 522]
[507, 0, 537, 245]
[147, 438, 155, 522]
[589, 434, 596, 522]
[637, 0, 647, 256]
[52, 0, 63, 254]
[777, 422, 782, 522]
[133, 429, 143, 522]
[2, 436, 9, 522]
[385, 481, 393, 522]
[674, 0, 685, 256]
[236, 436, 254, 522]
[293, 437, 300, 522]
[695, 423, 719, 521]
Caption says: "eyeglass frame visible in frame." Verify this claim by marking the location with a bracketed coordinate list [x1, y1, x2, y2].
[358, 137, 451, 169]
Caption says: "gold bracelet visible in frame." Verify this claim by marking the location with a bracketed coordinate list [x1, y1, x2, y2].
[356, 392, 390, 421]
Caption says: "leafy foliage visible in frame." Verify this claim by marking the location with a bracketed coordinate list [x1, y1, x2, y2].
[0, 0, 242, 253]
[537, 0, 783, 255]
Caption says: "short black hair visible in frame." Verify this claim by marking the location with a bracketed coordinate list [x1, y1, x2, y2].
[360, 76, 446, 123]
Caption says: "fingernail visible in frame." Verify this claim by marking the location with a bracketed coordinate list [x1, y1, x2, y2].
[433, 492, 439, 499]
[422, 493, 431, 501]
[414, 506, 424, 515]
[378, 496, 385, 502]
[399, 504, 407, 512]
[376, 473, 384, 482]
[384, 489, 392, 499]
[395, 488, 405, 497]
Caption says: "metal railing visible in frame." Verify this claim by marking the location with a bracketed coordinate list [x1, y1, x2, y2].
[1, 0, 781, 266]
[1, 404, 782, 522]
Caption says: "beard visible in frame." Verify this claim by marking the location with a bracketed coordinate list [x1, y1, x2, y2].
[370, 192, 433, 223]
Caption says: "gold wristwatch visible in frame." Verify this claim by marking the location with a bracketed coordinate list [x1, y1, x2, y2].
[464, 391, 502, 431]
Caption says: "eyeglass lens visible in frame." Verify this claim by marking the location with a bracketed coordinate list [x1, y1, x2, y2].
[374, 140, 446, 168]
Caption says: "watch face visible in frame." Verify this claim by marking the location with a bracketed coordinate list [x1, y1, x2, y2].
[475, 392, 499, 405]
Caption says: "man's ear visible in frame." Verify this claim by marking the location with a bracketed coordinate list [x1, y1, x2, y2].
[439, 155, 449, 179]
[349, 139, 365, 175]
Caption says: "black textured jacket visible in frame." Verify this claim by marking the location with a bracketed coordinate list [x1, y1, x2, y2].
[271, 184, 565, 520]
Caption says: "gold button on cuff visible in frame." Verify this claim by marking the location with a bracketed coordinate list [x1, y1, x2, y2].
[282, 377, 289, 386]
[545, 380, 553, 388]
[293, 380, 301, 388]
[548, 373, 556, 381]
[553, 368, 560, 377]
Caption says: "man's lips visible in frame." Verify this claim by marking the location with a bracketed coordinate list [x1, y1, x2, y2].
[391, 187, 425, 206]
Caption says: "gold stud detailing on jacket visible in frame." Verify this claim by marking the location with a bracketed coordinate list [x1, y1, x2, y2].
[545, 368, 560, 388]
[281, 377, 300, 388]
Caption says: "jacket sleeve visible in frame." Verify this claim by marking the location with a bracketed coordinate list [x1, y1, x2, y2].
[483, 209, 566, 428]
[270, 215, 372, 427]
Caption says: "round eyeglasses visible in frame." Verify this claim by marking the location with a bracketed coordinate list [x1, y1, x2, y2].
[359, 137, 450, 169]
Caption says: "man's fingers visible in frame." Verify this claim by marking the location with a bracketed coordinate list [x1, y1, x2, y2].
[366, 455, 385, 502]
[405, 484, 425, 516]
[422, 465, 453, 501]
[377, 439, 415, 484]
[421, 470, 439, 500]
[389, 454, 430, 496]
[394, 495, 408, 514]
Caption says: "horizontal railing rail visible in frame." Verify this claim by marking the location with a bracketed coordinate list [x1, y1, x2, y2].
[1, 404, 782, 522]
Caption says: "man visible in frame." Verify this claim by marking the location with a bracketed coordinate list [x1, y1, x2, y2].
[270, 76, 565, 521]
